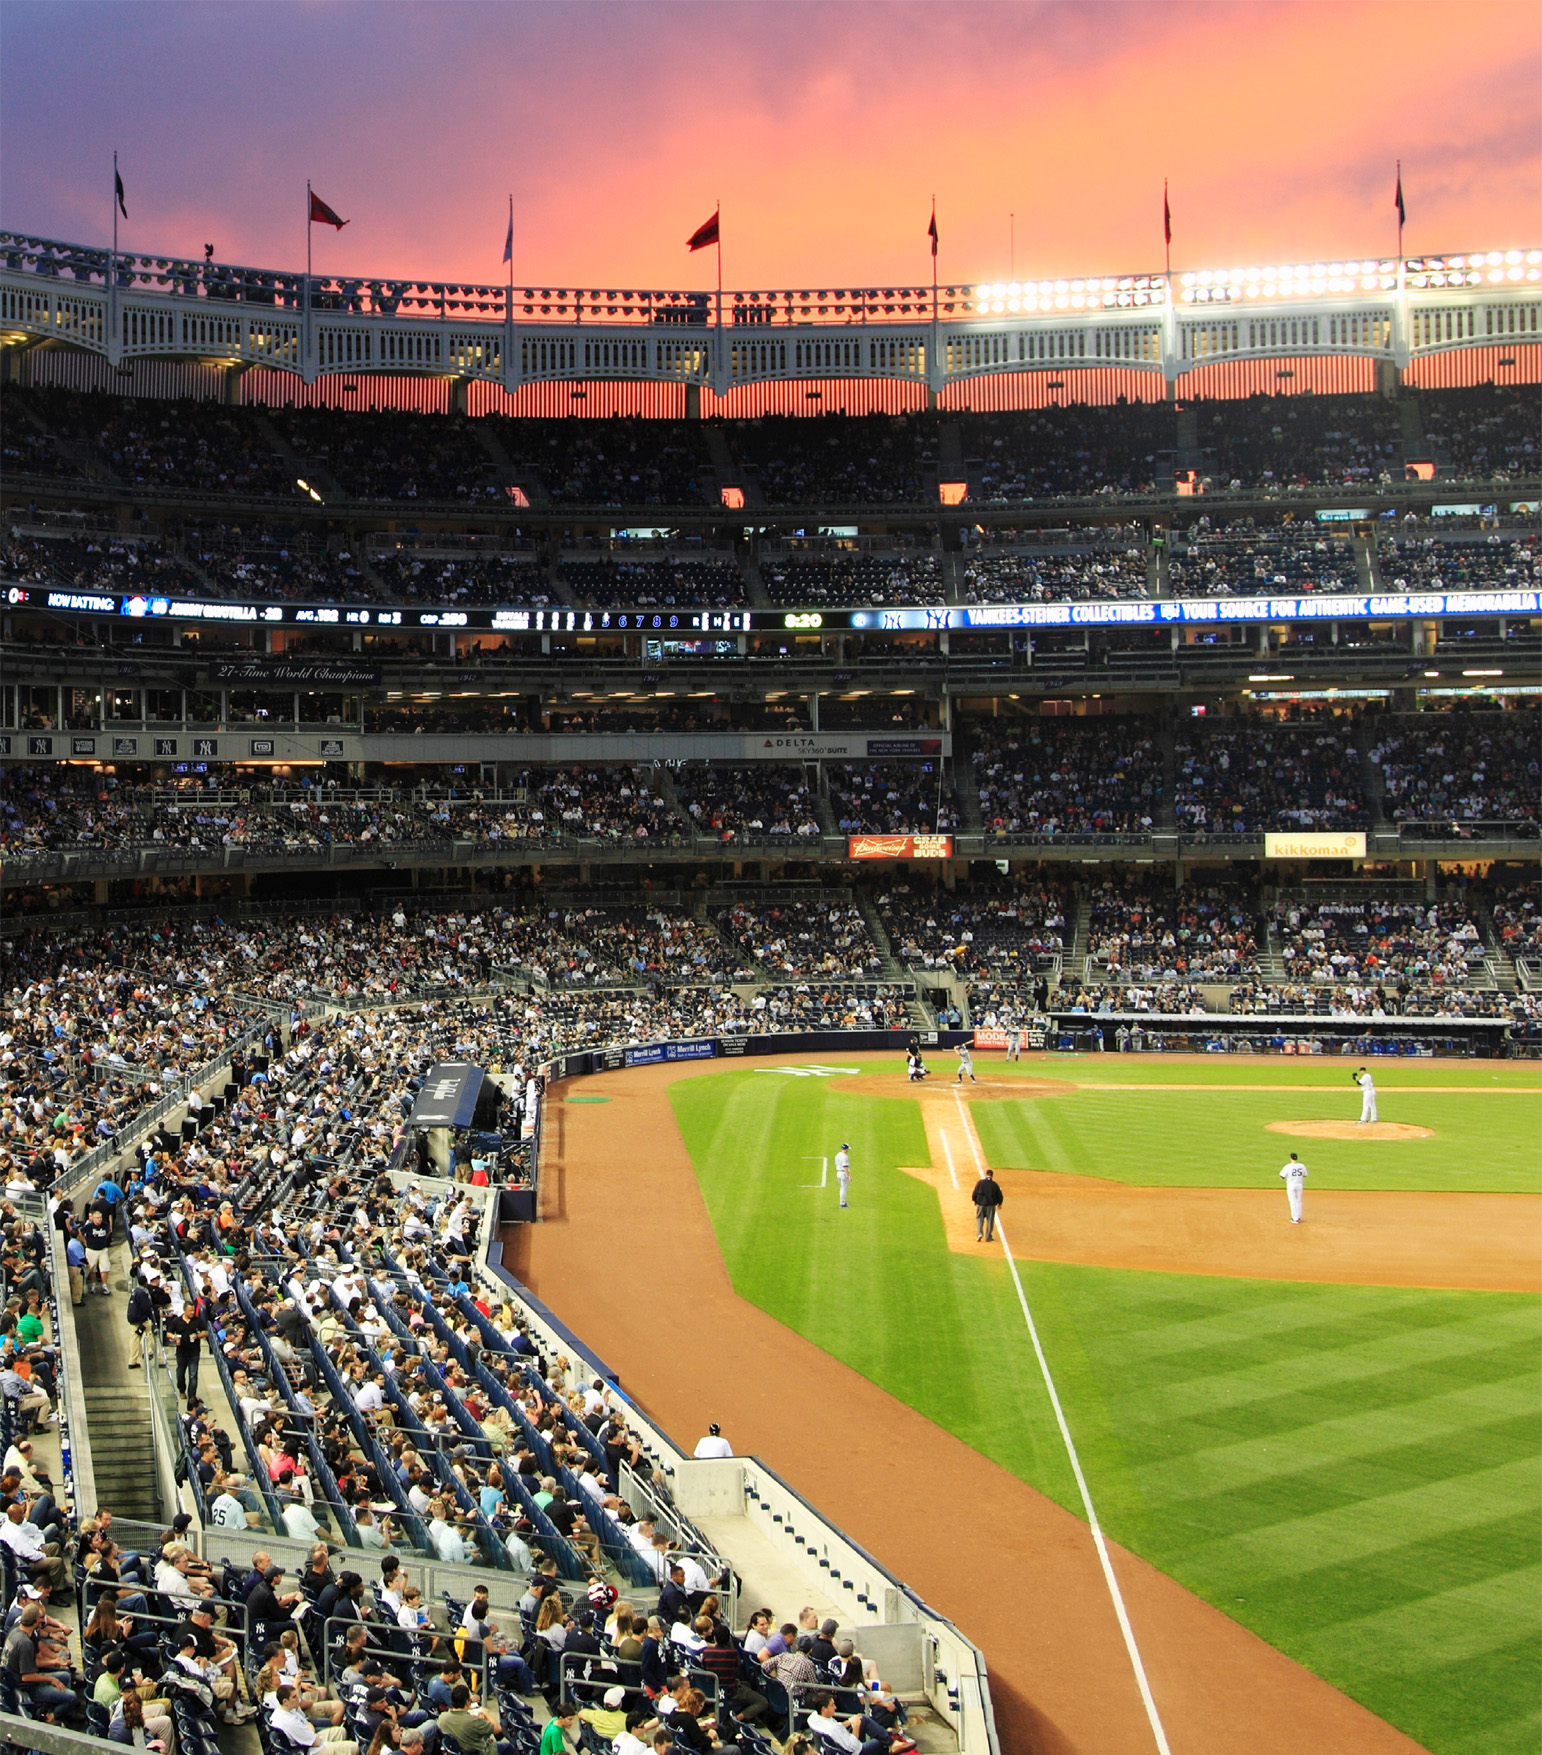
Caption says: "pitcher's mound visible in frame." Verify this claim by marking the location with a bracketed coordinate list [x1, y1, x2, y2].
[1267, 1120, 1435, 1142]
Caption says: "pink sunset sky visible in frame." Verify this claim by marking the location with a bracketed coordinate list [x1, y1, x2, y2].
[2, 0, 1537, 292]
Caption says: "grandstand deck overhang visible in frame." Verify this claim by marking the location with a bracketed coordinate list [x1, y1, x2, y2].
[2, 232, 1538, 394]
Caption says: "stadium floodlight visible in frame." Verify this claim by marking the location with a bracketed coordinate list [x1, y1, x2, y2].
[1462, 668, 1503, 677]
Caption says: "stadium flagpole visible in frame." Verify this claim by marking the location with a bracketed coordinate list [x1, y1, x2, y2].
[715, 200, 723, 390]
[305, 180, 312, 377]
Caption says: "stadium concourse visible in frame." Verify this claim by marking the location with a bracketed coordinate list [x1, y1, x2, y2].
[0, 311, 1538, 1755]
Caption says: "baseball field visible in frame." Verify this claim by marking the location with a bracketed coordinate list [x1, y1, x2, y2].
[515, 1050, 1542, 1755]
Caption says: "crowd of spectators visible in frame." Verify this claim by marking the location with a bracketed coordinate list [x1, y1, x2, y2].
[730, 415, 930, 504]
[672, 767, 823, 843]
[1084, 877, 1260, 982]
[1174, 721, 1366, 833]
[494, 419, 711, 506]
[14, 389, 296, 498]
[1369, 712, 1539, 830]
[2, 527, 203, 603]
[716, 900, 884, 980]
[1199, 395, 1402, 489]
[962, 405, 1171, 500]
[493, 906, 752, 987]
[523, 770, 684, 843]
[1374, 531, 1539, 596]
[559, 558, 745, 609]
[1169, 520, 1360, 596]
[960, 545, 1148, 604]
[1488, 878, 1542, 967]
[972, 718, 1161, 837]
[826, 764, 956, 835]
[760, 553, 943, 607]
[881, 882, 1066, 978]
[1271, 893, 1488, 988]
[1225, 978, 1529, 1020]
[272, 409, 502, 503]
[371, 554, 557, 609]
[1422, 386, 1540, 480]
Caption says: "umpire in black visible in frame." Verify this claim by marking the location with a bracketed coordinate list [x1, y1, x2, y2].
[971, 1168, 1004, 1242]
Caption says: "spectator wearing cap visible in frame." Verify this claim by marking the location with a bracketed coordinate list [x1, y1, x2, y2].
[579, 1687, 630, 1743]
[692, 1422, 732, 1460]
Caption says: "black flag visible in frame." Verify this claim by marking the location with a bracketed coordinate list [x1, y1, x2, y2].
[115, 167, 127, 219]
[928, 205, 938, 258]
[1394, 167, 1405, 230]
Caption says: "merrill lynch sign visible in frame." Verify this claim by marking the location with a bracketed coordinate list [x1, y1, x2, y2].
[1263, 832, 1367, 860]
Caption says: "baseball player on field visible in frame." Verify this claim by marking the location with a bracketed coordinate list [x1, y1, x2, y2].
[1279, 1152, 1308, 1223]
[955, 1042, 977, 1084]
[1353, 1064, 1377, 1124]
[835, 1143, 852, 1208]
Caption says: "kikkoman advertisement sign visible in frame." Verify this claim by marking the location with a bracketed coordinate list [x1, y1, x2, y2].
[1263, 831, 1367, 859]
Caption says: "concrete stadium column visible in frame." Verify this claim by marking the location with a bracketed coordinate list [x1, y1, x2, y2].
[449, 378, 469, 417]
[93, 880, 109, 904]
[221, 364, 250, 406]
[1376, 359, 1403, 398]
[685, 384, 701, 420]
[808, 692, 820, 731]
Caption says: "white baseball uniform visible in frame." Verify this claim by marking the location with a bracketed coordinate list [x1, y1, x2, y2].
[1355, 1069, 1377, 1124]
[956, 1046, 976, 1083]
[1279, 1159, 1307, 1222]
[834, 1147, 851, 1208]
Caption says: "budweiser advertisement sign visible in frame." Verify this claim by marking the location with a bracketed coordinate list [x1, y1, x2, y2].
[847, 834, 954, 860]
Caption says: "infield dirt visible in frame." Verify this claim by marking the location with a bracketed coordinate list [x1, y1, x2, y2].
[508, 1053, 1450, 1755]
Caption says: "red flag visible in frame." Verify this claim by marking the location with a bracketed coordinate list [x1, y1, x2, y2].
[310, 191, 348, 230]
[686, 209, 719, 252]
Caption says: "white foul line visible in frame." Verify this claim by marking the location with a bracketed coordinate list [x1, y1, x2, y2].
[950, 1089, 1172, 1755]
[937, 1129, 960, 1190]
[798, 1156, 828, 1189]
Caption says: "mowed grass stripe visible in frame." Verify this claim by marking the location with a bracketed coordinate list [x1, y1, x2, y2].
[1130, 1377, 1539, 1502]
[668, 1069, 1542, 1755]
[1291, 1564, 1542, 1755]
[970, 1084, 1542, 1190]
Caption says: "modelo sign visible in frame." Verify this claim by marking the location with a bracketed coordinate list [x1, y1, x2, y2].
[1263, 832, 1367, 859]
[848, 834, 954, 860]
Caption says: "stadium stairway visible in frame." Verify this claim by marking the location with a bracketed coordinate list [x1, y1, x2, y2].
[1064, 889, 1092, 986]
[253, 409, 346, 501]
[71, 1241, 160, 1522]
[1156, 715, 1179, 831]
[1396, 395, 1432, 469]
[949, 726, 985, 832]
[855, 892, 907, 981]
[740, 549, 772, 607]
[1354, 533, 1378, 594]
[468, 415, 546, 503]
[1356, 714, 1387, 826]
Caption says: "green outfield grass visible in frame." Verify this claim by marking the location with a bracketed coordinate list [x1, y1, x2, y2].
[968, 1084, 1541, 1191]
[669, 1063, 1542, 1755]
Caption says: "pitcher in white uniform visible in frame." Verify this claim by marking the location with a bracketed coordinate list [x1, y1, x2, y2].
[1354, 1065, 1378, 1124]
[1279, 1153, 1308, 1223]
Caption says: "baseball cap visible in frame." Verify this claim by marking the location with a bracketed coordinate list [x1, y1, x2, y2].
[604, 1688, 626, 1709]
